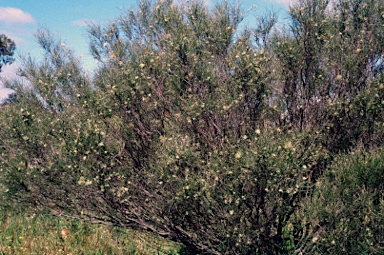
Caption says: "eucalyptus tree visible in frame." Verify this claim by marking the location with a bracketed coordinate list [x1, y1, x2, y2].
[0, 34, 16, 72]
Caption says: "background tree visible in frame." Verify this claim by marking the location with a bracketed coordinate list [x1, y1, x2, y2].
[0, 34, 16, 72]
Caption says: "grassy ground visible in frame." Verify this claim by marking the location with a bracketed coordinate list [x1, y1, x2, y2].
[0, 211, 181, 255]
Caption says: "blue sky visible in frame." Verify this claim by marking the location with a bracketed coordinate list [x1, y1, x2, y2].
[0, 0, 293, 101]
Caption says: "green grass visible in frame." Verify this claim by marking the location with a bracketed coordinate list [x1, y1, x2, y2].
[0, 211, 181, 255]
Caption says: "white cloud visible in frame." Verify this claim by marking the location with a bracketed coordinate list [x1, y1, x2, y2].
[0, 7, 36, 47]
[0, 63, 20, 104]
[0, 87, 15, 104]
[0, 7, 35, 24]
[1, 62, 20, 81]
[0, 8, 37, 60]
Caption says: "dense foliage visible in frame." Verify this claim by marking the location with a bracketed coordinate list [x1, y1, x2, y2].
[0, 0, 384, 254]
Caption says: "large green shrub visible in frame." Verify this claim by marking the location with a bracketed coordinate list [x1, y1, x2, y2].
[1, 0, 384, 254]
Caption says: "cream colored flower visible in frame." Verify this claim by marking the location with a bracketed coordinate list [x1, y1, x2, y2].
[284, 141, 293, 149]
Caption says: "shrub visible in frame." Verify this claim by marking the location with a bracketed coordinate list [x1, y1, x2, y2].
[323, 78, 384, 152]
[1, 0, 384, 254]
[294, 147, 384, 254]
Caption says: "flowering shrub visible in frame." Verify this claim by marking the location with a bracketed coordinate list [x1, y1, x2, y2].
[0, 0, 384, 254]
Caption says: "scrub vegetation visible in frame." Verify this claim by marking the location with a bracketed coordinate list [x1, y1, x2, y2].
[0, 0, 384, 254]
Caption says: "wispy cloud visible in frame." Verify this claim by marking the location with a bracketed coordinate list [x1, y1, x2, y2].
[0, 7, 35, 24]
[271, 0, 297, 5]
[72, 19, 93, 27]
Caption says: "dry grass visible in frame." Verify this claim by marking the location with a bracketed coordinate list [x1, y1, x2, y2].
[0, 211, 180, 255]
